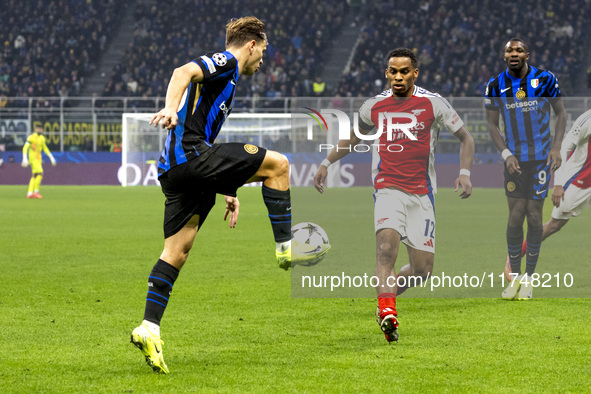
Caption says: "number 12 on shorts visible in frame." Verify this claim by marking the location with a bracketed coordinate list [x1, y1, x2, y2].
[424, 219, 435, 239]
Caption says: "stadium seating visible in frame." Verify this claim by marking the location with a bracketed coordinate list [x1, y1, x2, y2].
[0, 0, 588, 100]
[338, 0, 588, 97]
[105, 0, 346, 100]
[0, 0, 122, 102]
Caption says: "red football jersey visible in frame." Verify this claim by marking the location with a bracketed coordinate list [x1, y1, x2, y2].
[359, 86, 464, 195]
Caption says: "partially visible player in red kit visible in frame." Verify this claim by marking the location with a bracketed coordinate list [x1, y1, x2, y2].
[314, 48, 475, 342]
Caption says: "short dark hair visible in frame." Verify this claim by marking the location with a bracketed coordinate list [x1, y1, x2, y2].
[506, 37, 529, 53]
[225, 16, 266, 48]
[386, 48, 418, 68]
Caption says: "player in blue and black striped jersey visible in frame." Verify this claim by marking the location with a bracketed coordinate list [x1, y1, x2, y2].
[130, 16, 327, 374]
[485, 38, 566, 300]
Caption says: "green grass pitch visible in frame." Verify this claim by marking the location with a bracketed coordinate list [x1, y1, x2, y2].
[1, 185, 590, 392]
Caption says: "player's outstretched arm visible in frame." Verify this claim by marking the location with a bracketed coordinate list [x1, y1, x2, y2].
[486, 109, 521, 174]
[453, 126, 474, 199]
[150, 62, 204, 130]
[548, 98, 567, 172]
[224, 195, 240, 228]
[314, 129, 362, 194]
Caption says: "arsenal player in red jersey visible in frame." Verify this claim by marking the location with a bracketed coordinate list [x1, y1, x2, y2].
[314, 48, 474, 342]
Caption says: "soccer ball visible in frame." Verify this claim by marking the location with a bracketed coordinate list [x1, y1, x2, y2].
[291, 222, 330, 266]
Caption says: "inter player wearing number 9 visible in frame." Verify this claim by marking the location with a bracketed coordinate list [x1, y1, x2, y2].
[485, 38, 567, 300]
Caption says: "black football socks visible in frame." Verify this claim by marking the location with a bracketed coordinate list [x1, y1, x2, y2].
[262, 185, 291, 243]
[525, 225, 543, 276]
[143, 259, 179, 325]
[507, 225, 523, 276]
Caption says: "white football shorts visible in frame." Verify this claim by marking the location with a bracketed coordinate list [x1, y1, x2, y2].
[551, 184, 591, 220]
[374, 187, 436, 253]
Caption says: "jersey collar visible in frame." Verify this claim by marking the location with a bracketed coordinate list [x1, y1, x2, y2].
[505, 65, 531, 81]
[385, 86, 418, 97]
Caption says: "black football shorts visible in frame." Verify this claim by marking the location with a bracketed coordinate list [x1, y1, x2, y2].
[159, 142, 266, 238]
[504, 159, 550, 200]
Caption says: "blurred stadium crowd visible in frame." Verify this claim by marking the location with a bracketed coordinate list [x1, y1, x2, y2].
[105, 0, 345, 101]
[0, 0, 122, 103]
[0, 0, 589, 105]
[339, 0, 589, 97]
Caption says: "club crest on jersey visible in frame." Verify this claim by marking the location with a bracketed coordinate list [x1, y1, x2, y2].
[212, 53, 227, 66]
[515, 89, 526, 100]
[411, 109, 426, 116]
[244, 144, 259, 154]
[530, 79, 539, 88]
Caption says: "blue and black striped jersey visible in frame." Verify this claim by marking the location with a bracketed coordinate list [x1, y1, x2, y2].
[158, 51, 239, 175]
[485, 65, 561, 162]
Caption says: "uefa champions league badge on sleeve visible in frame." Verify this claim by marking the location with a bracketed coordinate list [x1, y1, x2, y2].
[212, 53, 227, 66]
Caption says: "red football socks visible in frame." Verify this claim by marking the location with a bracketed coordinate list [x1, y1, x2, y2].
[377, 293, 397, 318]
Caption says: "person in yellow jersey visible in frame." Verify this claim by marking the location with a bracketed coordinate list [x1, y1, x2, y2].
[21, 125, 56, 199]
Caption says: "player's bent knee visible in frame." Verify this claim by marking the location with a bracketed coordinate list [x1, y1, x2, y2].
[376, 241, 398, 262]
[526, 213, 543, 227]
[160, 248, 191, 269]
[278, 154, 289, 175]
[376, 229, 401, 263]
[161, 222, 199, 269]
[255, 150, 289, 180]
[508, 211, 526, 226]
[267, 151, 289, 177]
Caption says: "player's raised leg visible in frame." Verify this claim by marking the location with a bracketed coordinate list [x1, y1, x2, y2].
[247, 150, 329, 269]
[374, 228, 400, 343]
[131, 215, 200, 373]
[246, 150, 292, 268]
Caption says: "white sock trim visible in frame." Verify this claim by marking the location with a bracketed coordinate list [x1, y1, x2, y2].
[142, 320, 160, 336]
[276, 240, 291, 252]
